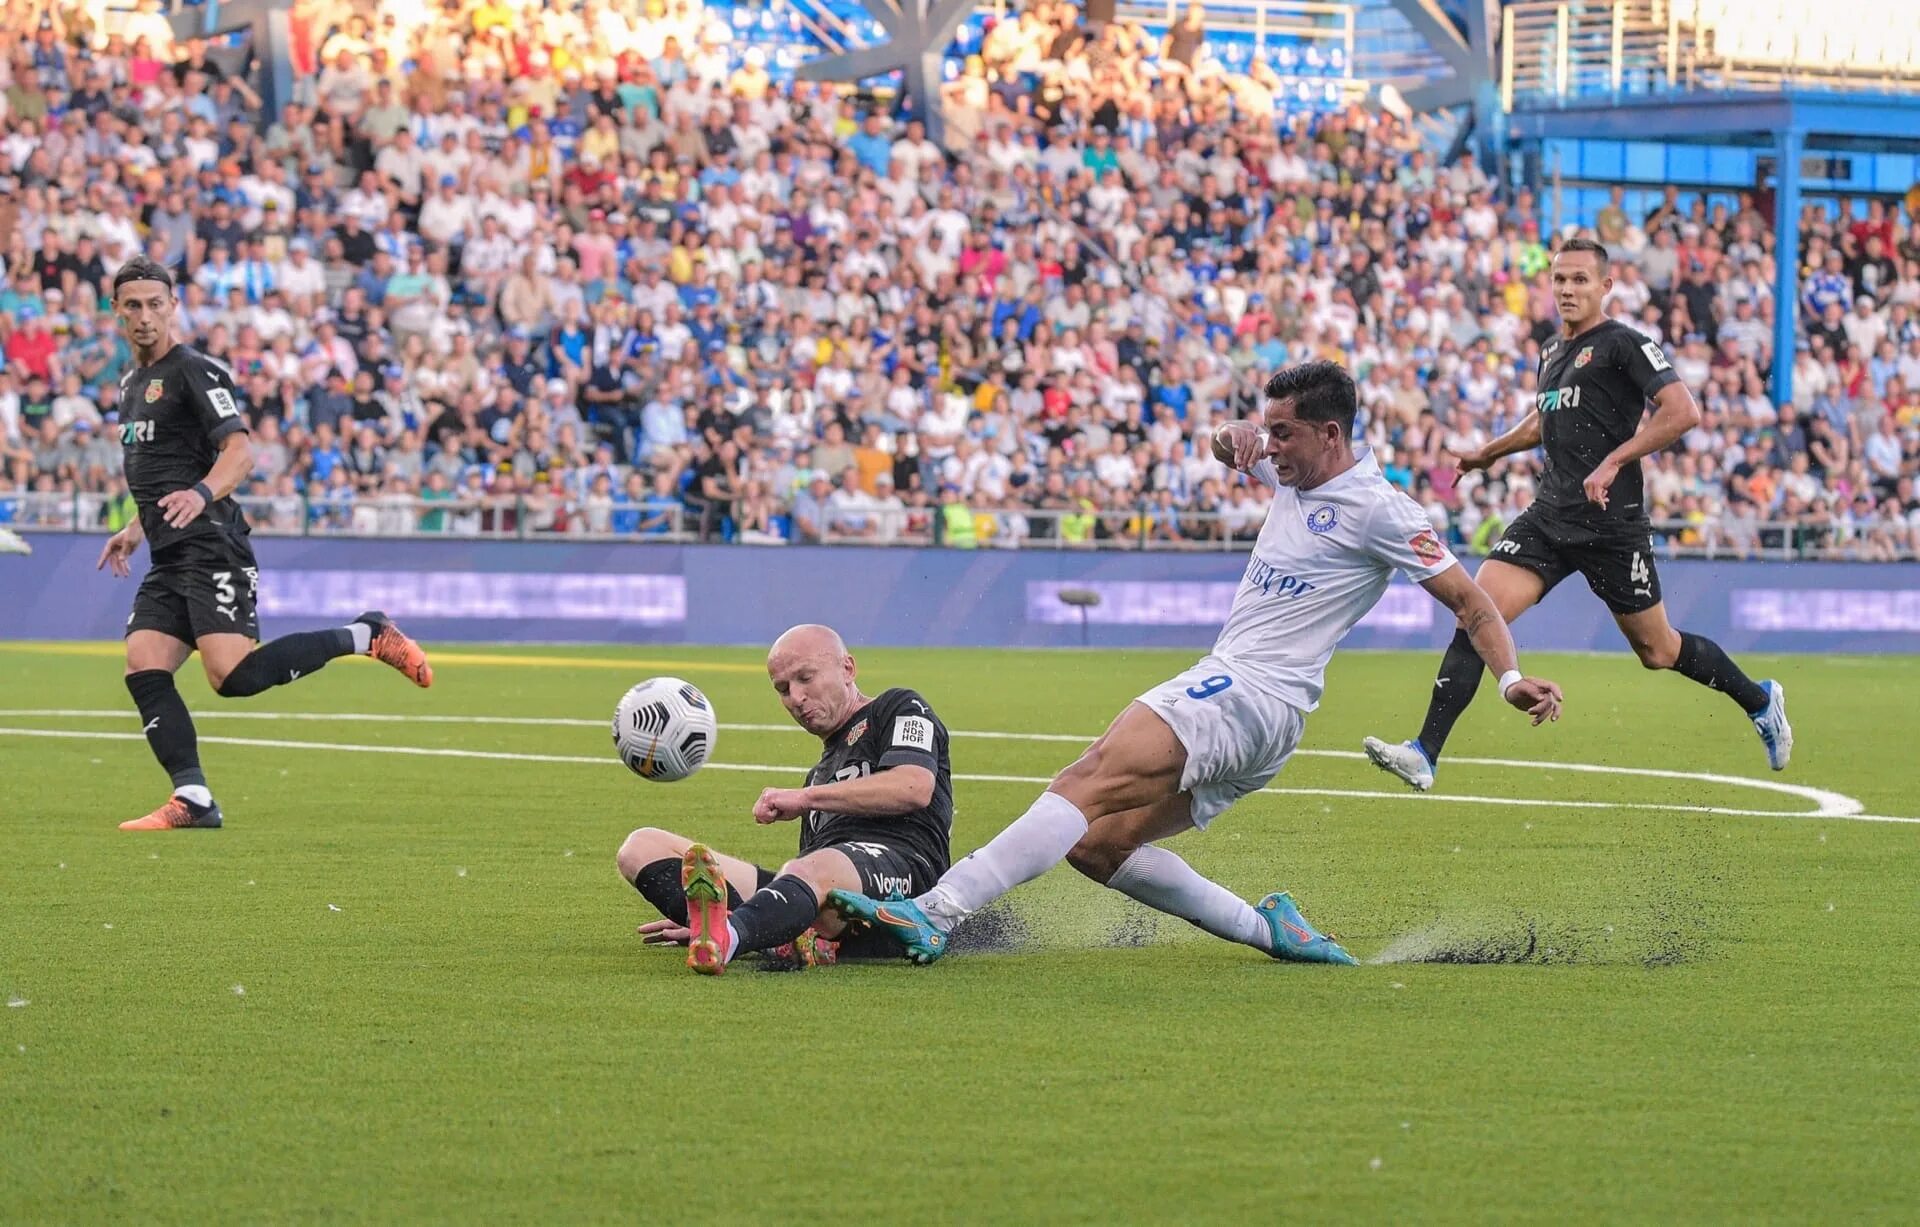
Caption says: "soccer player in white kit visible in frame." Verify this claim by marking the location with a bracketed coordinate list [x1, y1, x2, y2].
[829, 362, 1565, 965]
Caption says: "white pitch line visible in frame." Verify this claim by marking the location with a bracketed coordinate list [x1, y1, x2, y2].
[2, 724, 1916, 825]
[0, 708, 1862, 818]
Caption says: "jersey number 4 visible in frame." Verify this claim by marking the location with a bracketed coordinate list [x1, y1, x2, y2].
[1630, 553, 1651, 584]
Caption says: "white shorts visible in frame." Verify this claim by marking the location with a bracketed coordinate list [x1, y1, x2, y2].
[1135, 656, 1304, 829]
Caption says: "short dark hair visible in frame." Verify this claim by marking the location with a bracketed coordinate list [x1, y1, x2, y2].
[1263, 360, 1357, 438]
[112, 255, 174, 297]
[1556, 236, 1610, 266]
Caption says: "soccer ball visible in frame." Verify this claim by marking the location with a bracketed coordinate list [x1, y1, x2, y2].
[612, 677, 717, 782]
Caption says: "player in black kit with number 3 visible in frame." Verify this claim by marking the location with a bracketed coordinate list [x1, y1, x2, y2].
[615, 623, 952, 974]
[1364, 238, 1792, 791]
[97, 257, 435, 831]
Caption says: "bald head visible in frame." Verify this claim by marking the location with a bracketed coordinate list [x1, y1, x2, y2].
[768, 624, 864, 738]
[769, 623, 846, 666]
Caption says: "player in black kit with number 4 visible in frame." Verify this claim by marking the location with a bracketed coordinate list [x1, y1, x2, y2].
[1364, 238, 1792, 791]
[97, 257, 435, 831]
[615, 623, 952, 974]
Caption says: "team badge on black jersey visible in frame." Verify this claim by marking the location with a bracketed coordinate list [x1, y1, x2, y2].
[145, 378, 165, 403]
[845, 719, 867, 744]
[1574, 346, 1594, 368]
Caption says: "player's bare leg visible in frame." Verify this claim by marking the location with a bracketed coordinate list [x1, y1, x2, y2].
[935, 698, 1191, 915]
[828, 701, 1187, 961]
[1614, 603, 1790, 769]
[1365, 559, 1548, 790]
[120, 630, 223, 830]
[1067, 793, 1354, 964]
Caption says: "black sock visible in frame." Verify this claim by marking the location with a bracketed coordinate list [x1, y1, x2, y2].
[1672, 631, 1769, 715]
[631, 857, 689, 925]
[126, 670, 206, 790]
[727, 874, 820, 955]
[1416, 629, 1487, 763]
[216, 628, 356, 698]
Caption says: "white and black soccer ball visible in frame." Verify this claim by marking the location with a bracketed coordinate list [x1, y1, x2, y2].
[612, 677, 717, 782]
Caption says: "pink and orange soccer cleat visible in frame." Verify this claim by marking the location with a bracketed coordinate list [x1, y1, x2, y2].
[119, 795, 223, 831]
[358, 610, 432, 688]
[682, 844, 732, 975]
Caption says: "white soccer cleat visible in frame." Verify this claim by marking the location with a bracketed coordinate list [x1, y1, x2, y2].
[0, 527, 30, 555]
[1363, 736, 1435, 791]
[1751, 680, 1792, 771]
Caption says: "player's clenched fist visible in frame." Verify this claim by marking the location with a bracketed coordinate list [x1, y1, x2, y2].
[753, 787, 811, 824]
[1212, 421, 1271, 471]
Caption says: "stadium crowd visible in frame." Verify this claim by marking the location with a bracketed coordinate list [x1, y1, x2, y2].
[1, 0, 1918, 558]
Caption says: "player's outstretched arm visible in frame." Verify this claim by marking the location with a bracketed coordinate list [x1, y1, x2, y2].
[1419, 564, 1563, 725]
[753, 765, 937, 824]
[1451, 410, 1541, 473]
[1582, 383, 1700, 509]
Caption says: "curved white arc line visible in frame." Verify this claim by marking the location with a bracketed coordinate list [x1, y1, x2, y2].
[0, 709, 1856, 815]
[1, 726, 1914, 825]
[1425, 754, 1860, 817]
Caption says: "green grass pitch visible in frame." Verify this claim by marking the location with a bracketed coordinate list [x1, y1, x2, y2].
[3, 641, 1918, 1223]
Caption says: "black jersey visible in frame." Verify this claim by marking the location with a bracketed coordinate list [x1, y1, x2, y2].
[798, 687, 953, 877]
[1533, 319, 1680, 523]
[117, 344, 252, 555]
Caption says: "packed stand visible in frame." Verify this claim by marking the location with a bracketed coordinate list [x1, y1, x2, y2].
[0, 0, 1917, 558]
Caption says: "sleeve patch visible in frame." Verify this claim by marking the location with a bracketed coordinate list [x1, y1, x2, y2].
[1640, 341, 1671, 373]
[891, 715, 933, 751]
[207, 387, 239, 418]
[1409, 529, 1448, 565]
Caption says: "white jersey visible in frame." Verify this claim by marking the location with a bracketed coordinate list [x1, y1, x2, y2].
[1211, 449, 1457, 711]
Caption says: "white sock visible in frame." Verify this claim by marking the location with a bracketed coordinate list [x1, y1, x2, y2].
[723, 921, 741, 964]
[1105, 845, 1271, 951]
[173, 785, 214, 809]
[918, 791, 1088, 930]
[348, 621, 374, 654]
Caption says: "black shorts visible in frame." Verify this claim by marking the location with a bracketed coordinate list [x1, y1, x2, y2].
[737, 846, 931, 961]
[1488, 506, 1661, 615]
[127, 537, 262, 644]
[824, 839, 942, 901]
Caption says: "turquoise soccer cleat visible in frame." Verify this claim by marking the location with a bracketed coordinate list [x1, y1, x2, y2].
[1257, 892, 1358, 965]
[825, 890, 949, 965]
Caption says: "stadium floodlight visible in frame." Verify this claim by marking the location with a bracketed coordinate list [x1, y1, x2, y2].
[795, 0, 978, 147]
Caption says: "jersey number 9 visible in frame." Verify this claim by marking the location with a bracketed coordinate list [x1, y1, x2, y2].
[1185, 675, 1233, 700]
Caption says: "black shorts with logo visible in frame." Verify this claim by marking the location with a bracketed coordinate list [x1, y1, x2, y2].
[813, 837, 935, 900]
[738, 842, 934, 960]
[1488, 504, 1662, 615]
[126, 535, 262, 644]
